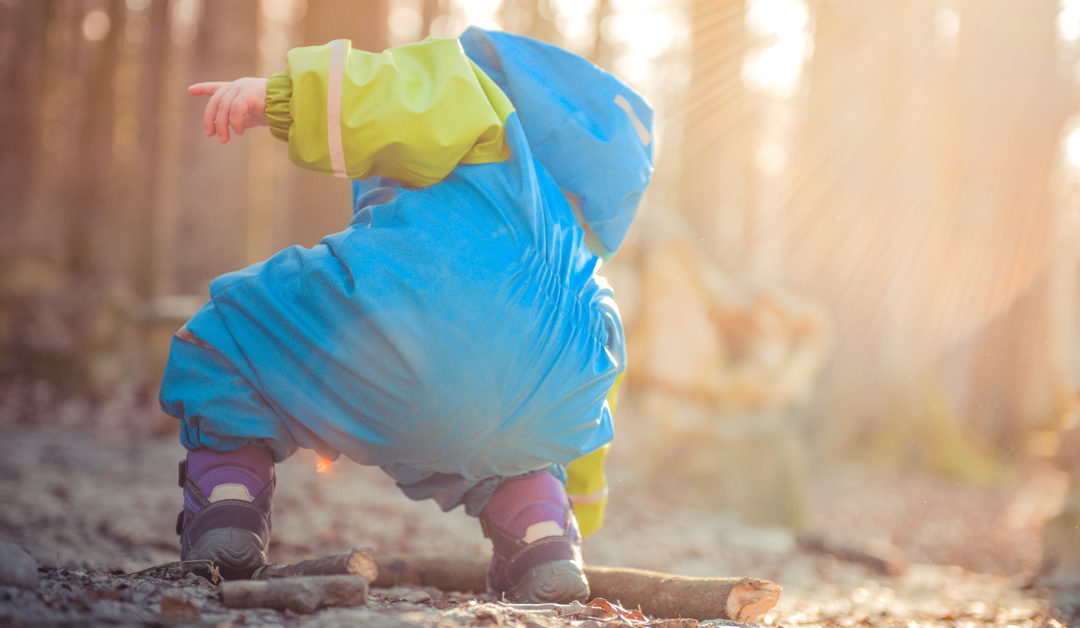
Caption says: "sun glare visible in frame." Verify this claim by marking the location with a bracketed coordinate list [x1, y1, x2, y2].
[604, 11, 674, 59]
[1059, 0, 1080, 44]
[934, 6, 960, 41]
[82, 10, 112, 42]
[745, 0, 808, 38]
[742, 0, 813, 98]
[461, 0, 502, 29]
[1062, 116, 1080, 171]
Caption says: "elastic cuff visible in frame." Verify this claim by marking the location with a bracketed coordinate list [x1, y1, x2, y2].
[265, 71, 292, 142]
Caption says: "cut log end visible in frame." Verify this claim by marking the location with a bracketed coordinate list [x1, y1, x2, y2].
[727, 580, 782, 622]
[346, 548, 379, 583]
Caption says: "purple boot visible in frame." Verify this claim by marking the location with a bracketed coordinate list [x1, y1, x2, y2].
[176, 445, 275, 580]
[480, 471, 590, 603]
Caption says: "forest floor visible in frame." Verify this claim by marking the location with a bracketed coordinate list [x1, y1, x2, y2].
[0, 379, 1078, 627]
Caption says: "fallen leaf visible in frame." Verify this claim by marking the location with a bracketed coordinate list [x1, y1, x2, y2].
[160, 592, 199, 621]
[587, 597, 648, 623]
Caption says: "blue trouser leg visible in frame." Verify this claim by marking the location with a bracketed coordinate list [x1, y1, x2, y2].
[381, 464, 569, 516]
[160, 302, 314, 463]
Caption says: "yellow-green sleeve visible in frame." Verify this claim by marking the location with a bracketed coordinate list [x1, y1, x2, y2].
[263, 37, 513, 187]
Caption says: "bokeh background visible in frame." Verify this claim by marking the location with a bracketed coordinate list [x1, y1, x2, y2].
[4, 0, 1080, 535]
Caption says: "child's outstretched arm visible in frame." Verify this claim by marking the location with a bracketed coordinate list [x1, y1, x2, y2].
[189, 78, 269, 143]
[187, 40, 511, 186]
[263, 38, 513, 186]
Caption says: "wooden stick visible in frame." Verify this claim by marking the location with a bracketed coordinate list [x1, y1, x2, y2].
[587, 566, 781, 622]
[220, 575, 368, 614]
[371, 553, 780, 621]
[373, 553, 488, 593]
[253, 547, 378, 583]
[131, 550, 778, 620]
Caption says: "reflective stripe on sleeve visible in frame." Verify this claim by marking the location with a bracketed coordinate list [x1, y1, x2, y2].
[567, 485, 609, 506]
[327, 39, 349, 179]
[614, 94, 651, 147]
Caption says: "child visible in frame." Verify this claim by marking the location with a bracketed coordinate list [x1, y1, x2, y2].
[162, 26, 653, 603]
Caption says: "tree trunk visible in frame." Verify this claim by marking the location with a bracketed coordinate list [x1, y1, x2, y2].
[66, 0, 124, 279]
[0, 0, 49, 255]
[123, 0, 171, 298]
[172, 0, 259, 293]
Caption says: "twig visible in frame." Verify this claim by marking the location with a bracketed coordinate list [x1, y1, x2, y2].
[121, 560, 222, 584]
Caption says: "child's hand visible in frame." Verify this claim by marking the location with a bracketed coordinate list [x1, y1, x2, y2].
[189, 78, 269, 143]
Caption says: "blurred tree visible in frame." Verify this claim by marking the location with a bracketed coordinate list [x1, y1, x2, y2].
[677, 0, 754, 276]
[421, 0, 445, 38]
[171, 0, 259, 293]
[0, 0, 49, 259]
[499, 0, 559, 48]
[121, 0, 172, 298]
[67, 0, 124, 280]
[781, 0, 1075, 468]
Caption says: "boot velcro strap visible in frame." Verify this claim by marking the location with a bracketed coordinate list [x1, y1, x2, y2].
[181, 501, 271, 558]
[183, 474, 276, 515]
[479, 510, 527, 557]
[179, 476, 276, 553]
[250, 477, 275, 514]
[493, 536, 577, 592]
[480, 508, 573, 559]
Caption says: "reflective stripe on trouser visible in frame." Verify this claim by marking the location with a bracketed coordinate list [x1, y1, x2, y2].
[565, 371, 622, 536]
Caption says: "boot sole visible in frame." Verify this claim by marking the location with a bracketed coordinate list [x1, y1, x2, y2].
[504, 559, 590, 604]
[186, 527, 267, 580]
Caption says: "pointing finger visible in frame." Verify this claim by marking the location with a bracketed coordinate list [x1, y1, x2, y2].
[189, 82, 230, 96]
[216, 83, 241, 142]
[203, 83, 230, 137]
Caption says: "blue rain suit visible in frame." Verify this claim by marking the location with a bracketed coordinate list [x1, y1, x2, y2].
[160, 27, 654, 514]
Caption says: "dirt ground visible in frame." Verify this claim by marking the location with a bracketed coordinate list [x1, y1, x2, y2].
[0, 379, 1077, 627]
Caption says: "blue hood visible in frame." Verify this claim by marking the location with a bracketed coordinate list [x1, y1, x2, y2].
[353, 28, 656, 259]
[459, 27, 655, 258]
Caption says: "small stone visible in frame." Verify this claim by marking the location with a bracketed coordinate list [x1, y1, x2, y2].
[0, 539, 38, 590]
